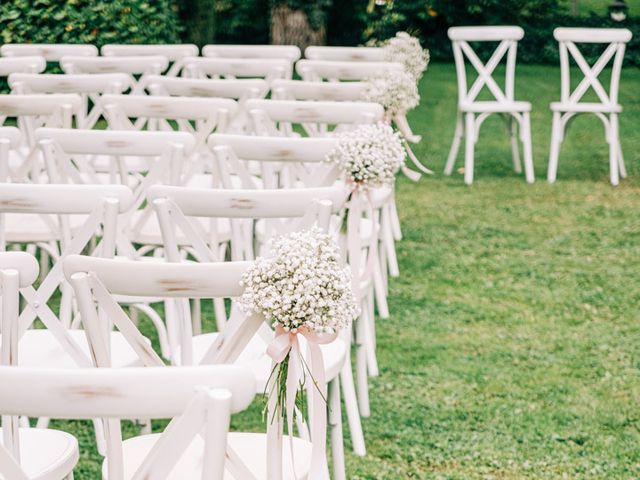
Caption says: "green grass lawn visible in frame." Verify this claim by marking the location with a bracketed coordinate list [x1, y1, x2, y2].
[56, 62, 640, 479]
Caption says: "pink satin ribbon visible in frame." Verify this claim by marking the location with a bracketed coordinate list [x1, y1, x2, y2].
[346, 190, 379, 302]
[267, 325, 337, 479]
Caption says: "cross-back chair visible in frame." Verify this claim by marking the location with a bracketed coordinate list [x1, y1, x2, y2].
[547, 27, 633, 185]
[445, 26, 534, 184]
[0, 93, 81, 182]
[65, 249, 342, 478]
[0, 127, 21, 181]
[9, 73, 133, 129]
[101, 44, 199, 77]
[0, 364, 256, 480]
[202, 44, 301, 62]
[60, 55, 169, 94]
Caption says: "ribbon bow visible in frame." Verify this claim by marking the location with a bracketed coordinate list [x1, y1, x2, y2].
[267, 325, 337, 479]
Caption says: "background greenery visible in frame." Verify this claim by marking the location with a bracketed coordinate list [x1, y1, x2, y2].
[2, 1, 639, 65]
[51, 62, 640, 478]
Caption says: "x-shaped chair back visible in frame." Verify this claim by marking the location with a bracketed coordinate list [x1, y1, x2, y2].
[0, 93, 81, 181]
[101, 44, 199, 77]
[9, 73, 133, 129]
[448, 26, 524, 106]
[60, 55, 169, 94]
[208, 134, 340, 190]
[0, 43, 97, 62]
[202, 44, 301, 62]
[0, 183, 134, 368]
[0, 364, 255, 480]
[555, 27, 632, 108]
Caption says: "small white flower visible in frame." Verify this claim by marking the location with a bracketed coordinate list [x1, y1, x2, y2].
[362, 69, 420, 115]
[383, 31, 430, 81]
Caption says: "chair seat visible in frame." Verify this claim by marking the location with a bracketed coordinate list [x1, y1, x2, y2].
[126, 208, 232, 247]
[0, 427, 79, 480]
[550, 101, 622, 113]
[459, 100, 531, 113]
[10, 329, 143, 368]
[184, 331, 347, 391]
[103, 431, 312, 480]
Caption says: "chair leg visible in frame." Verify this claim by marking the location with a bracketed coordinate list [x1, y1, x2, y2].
[389, 195, 402, 241]
[339, 346, 366, 455]
[382, 207, 399, 278]
[548, 111, 562, 183]
[328, 378, 346, 480]
[464, 112, 476, 185]
[617, 140, 627, 179]
[355, 313, 370, 417]
[444, 111, 464, 175]
[609, 113, 620, 186]
[372, 254, 389, 319]
[509, 116, 522, 174]
[520, 112, 535, 183]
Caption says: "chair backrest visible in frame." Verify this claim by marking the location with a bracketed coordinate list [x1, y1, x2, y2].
[101, 44, 199, 76]
[0, 183, 134, 367]
[143, 75, 269, 100]
[60, 56, 169, 94]
[181, 57, 293, 81]
[0, 94, 81, 181]
[554, 27, 632, 107]
[0, 57, 46, 76]
[0, 127, 21, 181]
[271, 79, 366, 101]
[244, 98, 384, 137]
[36, 128, 195, 213]
[448, 26, 524, 105]
[0, 364, 255, 480]
[305, 46, 386, 62]
[202, 44, 301, 61]
[0, 43, 97, 61]
[9, 73, 133, 129]
[295, 59, 403, 81]
[101, 94, 237, 141]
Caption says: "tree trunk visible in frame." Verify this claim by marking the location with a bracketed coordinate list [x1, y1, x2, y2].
[271, 3, 326, 51]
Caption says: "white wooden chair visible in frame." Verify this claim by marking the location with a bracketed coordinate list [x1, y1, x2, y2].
[180, 57, 293, 81]
[0, 44, 97, 62]
[445, 26, 534, 184]
[0, 364, 256, 480]
[101, 44, 199, 77]
[9, 73, 133, 129]
[304, 46, 386, 62]
[64, 256, 337, 478]
[142, 75, 269, 100]
[60, 56, 169, 94]
[547, 27, 633, 185]
[202, 44, 301, 61]
[0, 57, 46, 76]
[295, 59, 403, 82]
[0, 94, 81, 182]
[0, 183, 141, 369]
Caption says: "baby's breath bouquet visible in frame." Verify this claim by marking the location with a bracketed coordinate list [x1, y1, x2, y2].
[384, 31, 430, 81]
[325, 122, 406, 190]
[239, 226, 358, 472]
[362, 70, 420, 118]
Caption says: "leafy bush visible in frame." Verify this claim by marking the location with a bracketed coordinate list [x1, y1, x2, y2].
[213, 0, 270, 44]
[177, 0, 216, 47]
[0, 0, 182, 46]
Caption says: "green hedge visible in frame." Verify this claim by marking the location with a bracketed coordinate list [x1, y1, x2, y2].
[0, 0, 182, 46]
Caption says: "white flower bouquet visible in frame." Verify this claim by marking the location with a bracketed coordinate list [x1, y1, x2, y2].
[362, 69, 420, 117]
[384, 31, 430, 81]
[325, 122, 406, 190]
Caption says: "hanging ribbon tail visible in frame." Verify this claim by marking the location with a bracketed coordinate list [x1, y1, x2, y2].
[362, 191, 379, 284]
[285, 339, 301, 477]
[401, 165, 422, 182]
[394, 113, 422, 143]
[404, 139, 434, 176]
[347, 192, 364, 301]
